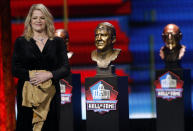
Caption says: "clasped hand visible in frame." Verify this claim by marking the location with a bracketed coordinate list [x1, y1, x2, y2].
[29, 71, 53, 86]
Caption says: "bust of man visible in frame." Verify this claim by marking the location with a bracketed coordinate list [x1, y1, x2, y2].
[160, 24, 186, 68]
[55, 29, 73, 59]
[91, 22, 121, 68]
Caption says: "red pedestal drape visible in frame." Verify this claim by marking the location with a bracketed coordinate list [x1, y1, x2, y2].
[0, 0, 16, 130]
[0, 20, 6, 131]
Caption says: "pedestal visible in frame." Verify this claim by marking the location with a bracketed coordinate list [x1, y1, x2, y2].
[59, 73, 82, 131]
[85, 66, 129, 131]
[154, 69, 191, 131]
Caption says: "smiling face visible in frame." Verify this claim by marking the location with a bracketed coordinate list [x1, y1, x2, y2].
[31, 9, 46, 33]
[95, 26, 116, 52]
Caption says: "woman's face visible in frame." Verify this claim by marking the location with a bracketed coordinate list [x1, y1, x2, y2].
[31, 10, 46, 33]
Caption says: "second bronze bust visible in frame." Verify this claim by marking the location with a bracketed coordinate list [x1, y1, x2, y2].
[160, 24, 186, 68]
[55, 29, 73, 59]
[91, 22, 121, 68]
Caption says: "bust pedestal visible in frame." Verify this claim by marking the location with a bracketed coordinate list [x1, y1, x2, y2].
[154, 69, 192, 131]
[59, 74, 82, 131]
[85, 65, 129, 131]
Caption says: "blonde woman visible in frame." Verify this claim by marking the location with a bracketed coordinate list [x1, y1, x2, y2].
[12, 4, 70, 131]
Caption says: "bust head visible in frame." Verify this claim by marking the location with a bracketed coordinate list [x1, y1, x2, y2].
[160, 24, 186, 68]
[55, 29, 69, 45]
[162, 24, 182, 50]
[55, 29, 73, 59]
[92, 22, 121, 68]
[95, 22, 116, 52]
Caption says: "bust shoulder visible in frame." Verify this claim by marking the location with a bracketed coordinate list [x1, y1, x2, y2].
[54, 36, 63, 40]
[113, 48, 121, 56]
[91, 49, 97, 61]
[110, 48, 121, 61]
[54, 36, 66, 44]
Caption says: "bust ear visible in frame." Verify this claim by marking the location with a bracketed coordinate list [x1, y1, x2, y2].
[161, 33, 165, 41]
[178, 31, 182, 41]
[112, 37, 116, 44]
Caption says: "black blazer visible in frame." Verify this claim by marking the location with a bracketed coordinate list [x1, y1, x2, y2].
[12, 36, 70, 131]
[12, 36, 70, 81]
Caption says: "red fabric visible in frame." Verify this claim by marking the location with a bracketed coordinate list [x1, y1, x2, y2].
[68, 1, 131, 17]
[11, 0, 125, 7]
[0, 22, 6, 131]
[10, 0, 131, 18]
[68, 0, 124, 6]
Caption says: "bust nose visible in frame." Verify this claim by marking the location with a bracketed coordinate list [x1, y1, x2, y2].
[97, 34, 101, 40]
[168, 33, 172, 39]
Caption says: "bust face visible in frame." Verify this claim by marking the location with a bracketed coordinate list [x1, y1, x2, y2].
[162, 24, 181, 50]
[55, 30, 65, 38]
[55, 29, 69, 50]
[55, 29, 69, 43]
[95, 28, 112, 51]
[164, 32, 177, 50]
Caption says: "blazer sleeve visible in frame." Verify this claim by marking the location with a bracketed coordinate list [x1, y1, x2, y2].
[51, 38, 70, 80]
[12, 38, 30, 80]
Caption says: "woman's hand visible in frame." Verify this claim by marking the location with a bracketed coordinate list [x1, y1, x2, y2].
[30, 71, 53, 86]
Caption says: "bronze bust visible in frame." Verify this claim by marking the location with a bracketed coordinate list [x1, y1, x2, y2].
[55, 29, 73, 59]
[160, 24, 186, 68]
[91, 22, 121, 68]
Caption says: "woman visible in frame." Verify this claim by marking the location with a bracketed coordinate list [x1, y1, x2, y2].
[12, 4, 70, 131]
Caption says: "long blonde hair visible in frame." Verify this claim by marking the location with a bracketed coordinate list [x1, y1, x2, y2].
[23, 4, 55, 41]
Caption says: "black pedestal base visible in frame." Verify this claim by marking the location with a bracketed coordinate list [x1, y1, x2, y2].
[155, 69, 191, 131]
[59, 74, 81, 131]
[85, 75, 129, 131]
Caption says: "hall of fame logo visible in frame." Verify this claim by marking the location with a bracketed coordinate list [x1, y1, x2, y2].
[154, 71, 184, 101]
[86, 80, 118, 114]
[59, 79, 73, 104]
